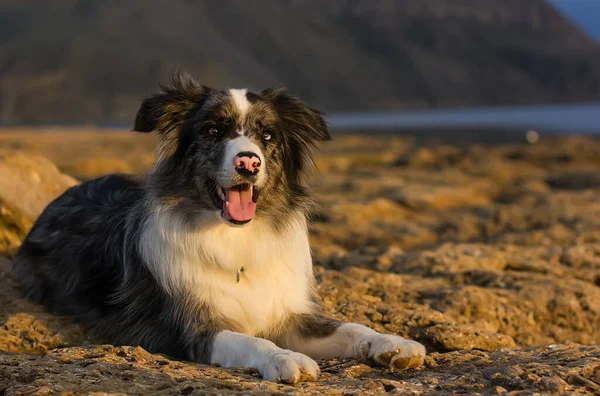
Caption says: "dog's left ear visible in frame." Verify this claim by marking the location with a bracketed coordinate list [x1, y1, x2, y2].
[134, 71, 205, 134]
[260, 88, 331, 144]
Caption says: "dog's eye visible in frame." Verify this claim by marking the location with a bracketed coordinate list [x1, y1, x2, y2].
[208, 127, 219, 136]
[263, 132, 272, 141]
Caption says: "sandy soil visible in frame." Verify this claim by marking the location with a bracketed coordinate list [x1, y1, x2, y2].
[0, 128, 599, 394]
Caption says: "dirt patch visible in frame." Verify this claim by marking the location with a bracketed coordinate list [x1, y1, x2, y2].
[0, 130, 599, 394]
[0, 344, 598, 395]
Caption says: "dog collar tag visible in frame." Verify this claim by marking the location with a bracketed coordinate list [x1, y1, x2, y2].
[236, 266, 245, 283]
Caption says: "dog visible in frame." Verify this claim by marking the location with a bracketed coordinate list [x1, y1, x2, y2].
[13, 72, 425, 383]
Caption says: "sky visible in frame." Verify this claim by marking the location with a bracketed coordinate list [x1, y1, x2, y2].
[549, 0, 600, 41]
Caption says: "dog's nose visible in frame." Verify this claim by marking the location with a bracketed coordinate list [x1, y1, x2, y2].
[234, 152, 261, 174]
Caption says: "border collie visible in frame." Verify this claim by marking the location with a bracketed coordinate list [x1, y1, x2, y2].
[13, 72, 425, 383]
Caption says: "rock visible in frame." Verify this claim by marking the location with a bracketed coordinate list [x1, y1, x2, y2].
[0, 150, 78, 220]
[394, 146, 466, 169]
[376, 245, 404, 272]
[0, 133, 600, 394]
[343, 241, 600, 348]
[390, 243, 509, 276]
[314, 197, 438, 250]
[540, 375, 569, 393]
[0, 313, 64, 354]
[415, 324, 516, 352]
[390, 182, 493, 210]
[0, 343, 598, 395]
[0, 199, 32, 256]
[339, 363, 372, 379]
[546, 171, 600, 190]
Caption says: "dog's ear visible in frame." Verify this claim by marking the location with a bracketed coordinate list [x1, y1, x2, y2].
[134, 71, 206, 134]
[260, 88, 331, 144]
[261, 88, 330, 193]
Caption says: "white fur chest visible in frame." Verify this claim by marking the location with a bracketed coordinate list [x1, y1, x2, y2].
[139, 210, 315, 336]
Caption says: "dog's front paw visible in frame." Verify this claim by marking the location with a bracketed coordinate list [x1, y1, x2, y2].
[260, 349, 320, 384]
[359, 334, 426, 370]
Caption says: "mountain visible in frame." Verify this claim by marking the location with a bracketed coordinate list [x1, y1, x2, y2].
[549, 0, 600, 41]
[1, 0, 600, 124]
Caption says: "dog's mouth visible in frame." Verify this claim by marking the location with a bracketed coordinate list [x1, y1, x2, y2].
[209, 182, 260, 225]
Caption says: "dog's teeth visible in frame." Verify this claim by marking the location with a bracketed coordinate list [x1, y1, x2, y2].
[218, 189, 226, 201]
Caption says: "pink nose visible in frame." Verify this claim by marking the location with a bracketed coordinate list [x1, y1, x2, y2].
[234, 152, 261, 174]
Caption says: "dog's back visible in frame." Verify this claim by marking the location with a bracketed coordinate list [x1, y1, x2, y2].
[14, 174, 145, 315]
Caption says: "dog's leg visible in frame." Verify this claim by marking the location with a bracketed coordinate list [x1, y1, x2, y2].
[209, 330, 320, 383]
[280, 314, 426, 370]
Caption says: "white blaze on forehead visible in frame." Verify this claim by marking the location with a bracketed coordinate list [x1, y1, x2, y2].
[229, 88, 251, 120]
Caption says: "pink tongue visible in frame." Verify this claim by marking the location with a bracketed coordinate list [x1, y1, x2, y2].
[224, 188, 256, 221]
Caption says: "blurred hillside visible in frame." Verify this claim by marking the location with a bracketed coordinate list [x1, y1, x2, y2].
[1, 0, 600, 124]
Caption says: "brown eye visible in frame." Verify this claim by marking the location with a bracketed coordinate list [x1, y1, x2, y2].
[208, 127, 219, 136]
[263, 132, 272, 141]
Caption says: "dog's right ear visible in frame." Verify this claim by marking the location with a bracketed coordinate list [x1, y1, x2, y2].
[133, 71, 205, 134]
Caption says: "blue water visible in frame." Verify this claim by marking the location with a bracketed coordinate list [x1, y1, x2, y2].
[325, 103, 600, 133]
[2, 103, 599, 134]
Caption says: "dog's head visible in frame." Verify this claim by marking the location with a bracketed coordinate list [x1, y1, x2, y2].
[134, 71, 330, 226]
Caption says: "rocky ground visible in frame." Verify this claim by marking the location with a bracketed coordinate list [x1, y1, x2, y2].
[0, 128, 599, 395]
